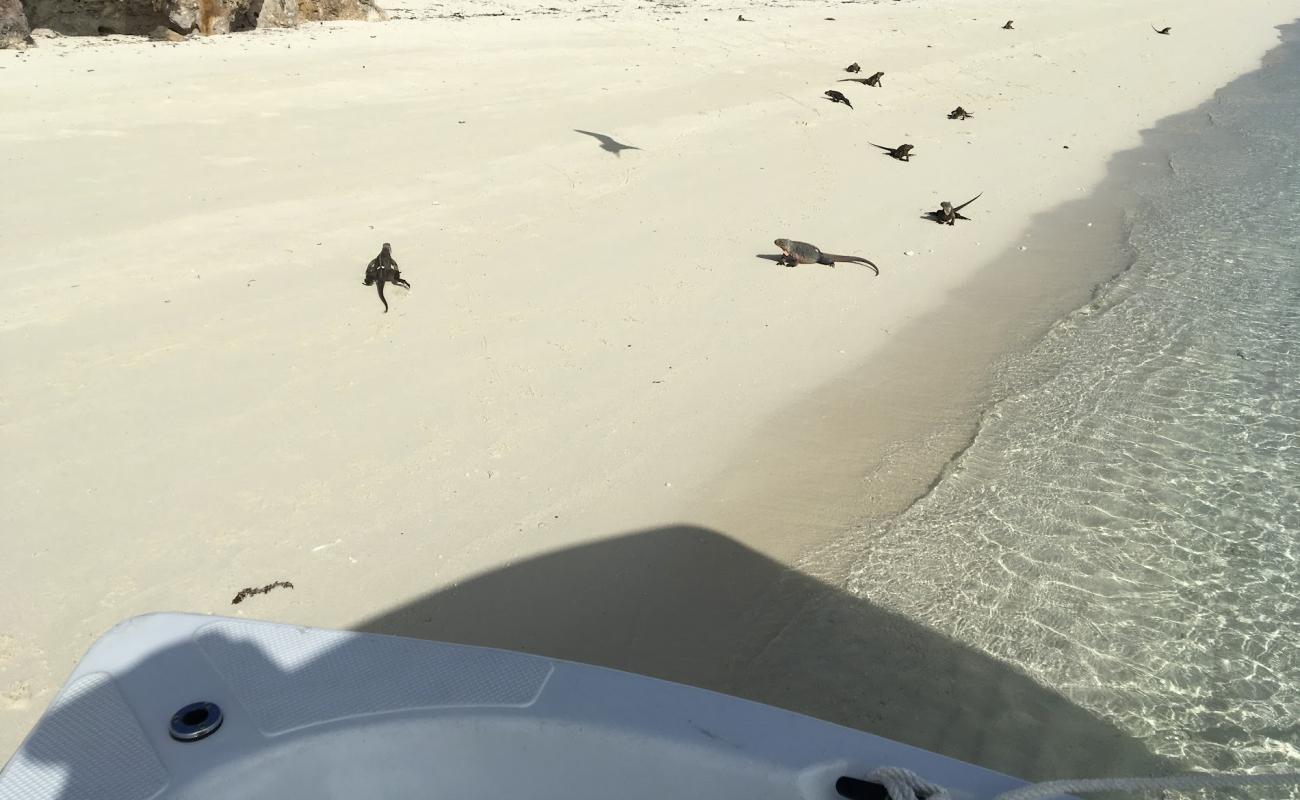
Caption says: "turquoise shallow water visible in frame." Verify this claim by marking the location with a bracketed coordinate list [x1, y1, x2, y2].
[837, 23, 1300, 785]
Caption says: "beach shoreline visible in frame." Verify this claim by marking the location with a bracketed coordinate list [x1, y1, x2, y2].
[805, 20, 1300, 781]
[2, 0, 1297, 764]
[681, 180, 1134, 567]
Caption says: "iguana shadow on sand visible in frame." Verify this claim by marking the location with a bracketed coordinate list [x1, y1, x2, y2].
[574, 129, 642, 156]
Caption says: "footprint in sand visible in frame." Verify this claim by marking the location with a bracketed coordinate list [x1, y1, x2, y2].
[0, 635, 34, 710]
[2, 680, 32, 710]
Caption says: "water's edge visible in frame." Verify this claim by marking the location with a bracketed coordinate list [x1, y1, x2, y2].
[772, 19, 1297, 564]
[816, 18, 1300, 786]
[669, 18, 1300, 784]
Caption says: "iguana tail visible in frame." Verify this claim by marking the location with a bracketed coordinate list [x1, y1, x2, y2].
[821, 254, 880, 276]
[375, 280, 389, 313]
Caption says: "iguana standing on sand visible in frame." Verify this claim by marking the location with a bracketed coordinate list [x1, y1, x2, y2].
[845, 62, 861, 73]
[824, 89, 853, 108]
[838, 70, 883, 87]
[362, 242, 411, 312]
[947, 106, 973, 120]
[1002, 20, 1014, 30]
[870, 142, 915, 161]
[773, 239, 880, 275]
[925, 193, 983, 225]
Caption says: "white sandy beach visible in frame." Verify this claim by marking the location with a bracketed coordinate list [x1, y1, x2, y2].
[1, 0, 1296, 766]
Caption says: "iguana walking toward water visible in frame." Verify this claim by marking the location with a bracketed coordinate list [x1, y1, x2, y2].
[363, 242, 411, 312]
[870, 142, 914, 161]
[947, 106, 973, 120]
[925, 193, 983, 225]
[863, 71, 883, 87]
[838, 71, 883, 87]
[773, 239, 880, 275]
[824, 89, 853, 108]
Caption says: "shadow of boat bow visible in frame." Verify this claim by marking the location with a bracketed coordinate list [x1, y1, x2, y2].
[357, 525, 1175, 781]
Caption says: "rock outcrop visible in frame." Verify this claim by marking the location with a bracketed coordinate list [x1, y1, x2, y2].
[297, 0, 385, 23]
[19, 0, 385, 38]
[1, 0, 33, 49]
[165, 0, 260, 35]
[253, 0, 391, 28]
[24, 0, 180, 36]
[255, 0, 298, 28]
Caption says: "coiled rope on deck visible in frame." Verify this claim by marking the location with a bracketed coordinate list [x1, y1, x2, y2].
[868, 767, 953, 800]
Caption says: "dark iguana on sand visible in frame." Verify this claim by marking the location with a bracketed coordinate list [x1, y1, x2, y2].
[773, 239, 880, 276]
[840, 71, 883, 87]
[363, 242, 411, 313]
[824, 89, 853, 108]
[870, 142, 914, 161]
[845, 62, 861, 73]
[1152, 25, 1171, 35]
[925, 193, 983, 225]
[1002, 20, 1014, 29]
[948, 106, 973, 120]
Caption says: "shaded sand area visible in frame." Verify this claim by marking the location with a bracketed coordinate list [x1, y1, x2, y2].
[1, 0, 1295, 770]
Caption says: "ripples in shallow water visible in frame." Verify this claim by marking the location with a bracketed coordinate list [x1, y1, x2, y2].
[837, 24, 1300, 787]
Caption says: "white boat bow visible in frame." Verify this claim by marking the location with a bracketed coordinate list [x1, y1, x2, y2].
[0, 612, 1036, 800]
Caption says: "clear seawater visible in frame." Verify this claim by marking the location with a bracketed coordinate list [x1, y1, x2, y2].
[837, 24, 1300, 785]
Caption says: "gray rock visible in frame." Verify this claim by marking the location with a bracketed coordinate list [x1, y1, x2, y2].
[256, 0, 299, 29]
[20, 0, 385, 37]
[296, 0, 387, 23]
[1, 0, 34, 49]
[23, 0, 174, 36]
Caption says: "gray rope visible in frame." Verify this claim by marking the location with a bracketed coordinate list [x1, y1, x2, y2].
[867, 767, 952, 800]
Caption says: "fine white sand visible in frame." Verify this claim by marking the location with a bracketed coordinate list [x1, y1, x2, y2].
[1, 0, 1295, 765]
